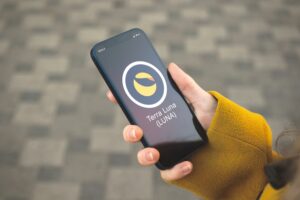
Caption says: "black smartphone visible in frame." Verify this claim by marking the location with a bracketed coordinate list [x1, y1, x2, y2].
[90, 28, 207, 169]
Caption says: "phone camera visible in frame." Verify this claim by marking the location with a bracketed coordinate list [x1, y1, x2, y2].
[133, 33, 140, 38]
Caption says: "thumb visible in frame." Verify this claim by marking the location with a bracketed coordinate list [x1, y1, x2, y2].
[168, 62, 206, 106]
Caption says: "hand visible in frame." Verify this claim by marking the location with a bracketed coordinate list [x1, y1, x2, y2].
[106, 62, 217, 181]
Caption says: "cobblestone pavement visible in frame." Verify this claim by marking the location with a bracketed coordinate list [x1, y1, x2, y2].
[0, 0, 300, 200]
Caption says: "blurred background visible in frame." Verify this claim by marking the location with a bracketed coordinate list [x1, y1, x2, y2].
[0, 0, 299, 200]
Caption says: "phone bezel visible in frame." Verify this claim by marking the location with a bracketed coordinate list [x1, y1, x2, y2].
[90, 28, 207, 169]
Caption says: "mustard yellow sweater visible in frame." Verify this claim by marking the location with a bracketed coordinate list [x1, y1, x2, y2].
[168, 91, 284, 200]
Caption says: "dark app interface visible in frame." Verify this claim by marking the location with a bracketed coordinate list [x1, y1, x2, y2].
[93, 31, 206, 167]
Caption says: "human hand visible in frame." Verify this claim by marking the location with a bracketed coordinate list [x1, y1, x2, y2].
[106, 62, 217, 181]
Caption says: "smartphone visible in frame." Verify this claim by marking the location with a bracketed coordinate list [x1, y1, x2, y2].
[90, 28, 207, 169]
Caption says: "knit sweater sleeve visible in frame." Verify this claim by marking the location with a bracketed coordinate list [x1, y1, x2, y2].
[167, 91, 275, 200]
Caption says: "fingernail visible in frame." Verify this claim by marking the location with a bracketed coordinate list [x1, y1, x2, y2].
[171, 62, 177, 67]
[146, 152, 154, 161]
[181, 164, 192, 175]
[129, 129, 136, 139]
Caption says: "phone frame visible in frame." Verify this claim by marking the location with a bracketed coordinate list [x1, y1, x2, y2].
[90, 28, 207, 169]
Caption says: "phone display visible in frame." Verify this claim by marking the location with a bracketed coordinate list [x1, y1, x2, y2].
[90, 28, 207, 169]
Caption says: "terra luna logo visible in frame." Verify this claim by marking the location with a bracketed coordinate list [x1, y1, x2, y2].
[122, 61, 167, 108]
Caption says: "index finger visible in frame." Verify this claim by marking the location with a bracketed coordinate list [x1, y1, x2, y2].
[106, 90, 118, 104]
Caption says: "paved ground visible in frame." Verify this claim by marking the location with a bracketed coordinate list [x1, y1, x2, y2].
[0, 0, 300, 200]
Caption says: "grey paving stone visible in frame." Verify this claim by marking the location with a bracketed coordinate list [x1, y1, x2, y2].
[18, 1, 47, 11]
[35, 56, 69, 76]
[0, 151, 19, 166]
[37, 166, 62, 181]
[81, 82, 99, 94]
[80, 181, 104, 200]
[14, 62, 34, 73]
[0, 125, 27, 153]
[0, 82, 5, 92]
[27, 33, 60, 50]
[9, 72, 46, 93]
[67, 137, 89, 153]
[218, 45, 250, 62]
[22, 13, 54, 30]
[78, 28, 108, 44]
[0, 166, 36, 199]
[273, 26, 300, 41]
[19, 91, 41, 103]
[50, 113, 91, 137]
[253, 53, 287, 70]
[41, 82, 80, 106]
[26, 125, 49, 137]
[0, 111, 12, 124]
[20, 139, 67, 167]
[228, 86, 266, 108]
[90, 127, 131, 154]
[47, 74, 66, 82]
[32, 182, 80, 200]
[91, 113, 114, 126]
[154, 184, 197, 200]
[61, 152, 107, 182]
[56, 103, 77, 115]
[0, 40, 9, 55]
[106, 167, 153, 200]
[5, 197, 28, 200]
[108, 153, 131, 166]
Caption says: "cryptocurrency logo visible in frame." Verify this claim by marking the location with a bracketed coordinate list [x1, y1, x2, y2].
[122, 61, 167, 108]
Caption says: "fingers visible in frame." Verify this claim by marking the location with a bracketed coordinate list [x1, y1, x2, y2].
[106, 90, 117, 104]
[123, 125, 143, 143]
[123, 125, 192, 181]
[136, 148, 193, 181]
[161, 161, 193, 181]
[123, 126, 159, 166]
[137, 148, 160, 166]
[168, 63, 207, 106]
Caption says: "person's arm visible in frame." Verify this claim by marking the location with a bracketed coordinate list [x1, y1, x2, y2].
[168, 91, 274, 200]
[107, 63, 274, 200]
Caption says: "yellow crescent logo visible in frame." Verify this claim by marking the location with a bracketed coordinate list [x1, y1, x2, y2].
[133, 72, 157, 96]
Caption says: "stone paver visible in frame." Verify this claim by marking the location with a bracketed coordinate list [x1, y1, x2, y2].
[32, 182, 80, 200]
[20, 139, 67, 167]
[106, 167, 153, 200]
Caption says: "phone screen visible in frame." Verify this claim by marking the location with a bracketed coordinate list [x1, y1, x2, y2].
[91, 28, 207, 169]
